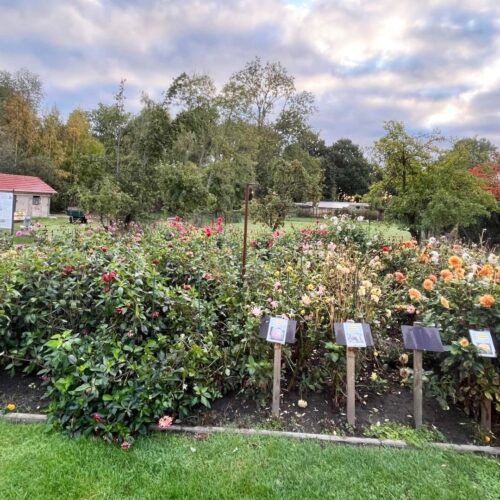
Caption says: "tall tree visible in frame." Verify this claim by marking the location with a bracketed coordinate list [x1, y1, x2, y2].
[221, 57, 313, 129]
[322, 139, 373, 199]
[367, 122, 496, 239]
[373, 120, 441, 193]
[3, 93, 39, 166]
[90, 79, 130, 176]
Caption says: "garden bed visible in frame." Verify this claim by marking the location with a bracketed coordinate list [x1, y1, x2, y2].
[188, 380, 480, 444]
[0, 368, 487, 445]
[0, 371, 48, 414]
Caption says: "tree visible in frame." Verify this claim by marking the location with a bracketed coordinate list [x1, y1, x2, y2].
[469, 159, 500, 201]
[3, 93, 39, 166]
[449, 137, 497, 169]
[165, 72, 216, 112]
[221, 57, 313, 129]
[252, 152, 322, 230]
[79, 175, 133, 224]
[367, 132, 497, 239]
[90, 80, 130, 176]
[37, 107, 65, 166]
[0, 68, 43, 111]
[373, 120, 441, 194]
[322, 139, 373, 199]
[157, 162, 208, 215]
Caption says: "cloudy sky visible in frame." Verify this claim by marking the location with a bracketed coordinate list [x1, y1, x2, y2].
[0, 0, 499, 146]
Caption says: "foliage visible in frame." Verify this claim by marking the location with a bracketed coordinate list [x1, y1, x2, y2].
[322, 138, 373, 198]
[367, 122, 497, 239]
[1, 216, 497, 445]
[79, 176, 133, 223]
[364, 422, 446, 446]
[252, 152, 322, 229]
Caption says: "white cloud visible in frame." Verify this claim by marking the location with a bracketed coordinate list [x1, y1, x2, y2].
[0, 0, 498, 145]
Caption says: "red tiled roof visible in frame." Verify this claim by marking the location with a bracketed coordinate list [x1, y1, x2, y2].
[0, 173, 57, 194]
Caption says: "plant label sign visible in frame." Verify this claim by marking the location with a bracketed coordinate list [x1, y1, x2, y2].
[334, 322, 374, 348]
[401, 325, 444, 352]
[259, 316, 297, 344]
[0, 191, 14, 230]
[469, 330, 496, 358]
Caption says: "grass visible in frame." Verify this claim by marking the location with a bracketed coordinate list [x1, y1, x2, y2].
[363, 423, 446, 447]
[11, 214, 78, 244]
[229, 217, 411, 241]
[6, 215, 411, 246]
[0, 422, 498, 499]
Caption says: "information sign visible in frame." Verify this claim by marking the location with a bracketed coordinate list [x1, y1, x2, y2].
[0, 191, 14, 230]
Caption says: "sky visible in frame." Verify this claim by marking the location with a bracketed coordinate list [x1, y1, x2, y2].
[0, 0, 499, 147]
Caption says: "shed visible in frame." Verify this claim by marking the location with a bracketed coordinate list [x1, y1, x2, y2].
[296, 200, 370, 217]
[0, 173, 57, 218]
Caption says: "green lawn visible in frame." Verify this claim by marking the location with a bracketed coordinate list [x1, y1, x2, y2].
[7, 215, 410, 246]
[12, 214, 80, 244]
[0, 422, 498, 499]
[229, 217, 411, 241]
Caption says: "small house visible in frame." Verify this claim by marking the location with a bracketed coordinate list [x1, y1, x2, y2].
[0, 173, 57, 218]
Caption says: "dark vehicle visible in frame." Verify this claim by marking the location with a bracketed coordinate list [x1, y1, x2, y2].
[67, 207, 88, 224]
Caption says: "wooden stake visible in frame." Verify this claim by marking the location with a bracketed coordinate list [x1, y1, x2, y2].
[346, 347, 356, 427]
[272, 343, 282, 419]
[480, 398, 492, 432]
[413, 350, 423, 428]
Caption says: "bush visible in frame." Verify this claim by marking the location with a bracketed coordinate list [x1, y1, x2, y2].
[0, 215, 498, 444]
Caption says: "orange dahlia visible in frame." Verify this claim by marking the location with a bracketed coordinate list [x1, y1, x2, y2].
[394, 272, 406, 284]
[448, 256, 462, 269]
[478, 265, 494, 279]
[408, 288, 422, 301]
[458, 338, 470, 348]
[440, 269, 453, 282]
[428, 274, 437, 284]
[423, 279, 434, 291]
[440, 296, 450, 309]
[419, 252, 430, 263]
[479, 294, 495, 308]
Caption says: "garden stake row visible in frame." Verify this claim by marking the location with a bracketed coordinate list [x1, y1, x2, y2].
[259, 316, 297, 419]
[334, 322, 374, 427]
[402, 324, 444, 428]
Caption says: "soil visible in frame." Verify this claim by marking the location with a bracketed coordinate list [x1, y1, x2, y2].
[1, 369, 495, 446]
[186, 381, 486, 445]
[0, 371, 48, 414]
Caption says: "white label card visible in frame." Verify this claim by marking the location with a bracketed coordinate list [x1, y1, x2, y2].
[344, 322, 366, 348]
[469, 329, 496, 358]
[266, 317, 288, 344]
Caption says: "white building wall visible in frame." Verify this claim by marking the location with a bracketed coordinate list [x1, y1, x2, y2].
[14, 193, 52, 217]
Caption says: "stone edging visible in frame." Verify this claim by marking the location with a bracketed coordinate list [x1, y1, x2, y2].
[2, 413, 499, 456]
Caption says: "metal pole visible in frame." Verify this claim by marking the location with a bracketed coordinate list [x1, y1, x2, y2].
[241, 184, 251, 279]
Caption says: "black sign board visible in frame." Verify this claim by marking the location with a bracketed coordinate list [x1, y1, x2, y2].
[259, 316, 297, 344]
[334, 322, 374, 347]
[402, 325, 444, 352]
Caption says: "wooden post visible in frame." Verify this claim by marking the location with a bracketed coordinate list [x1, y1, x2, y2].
[346, 347, 356, 426]
[480, 398, 492, 432]
[272, 343, 282, 418]
[413, 350, 423, 428]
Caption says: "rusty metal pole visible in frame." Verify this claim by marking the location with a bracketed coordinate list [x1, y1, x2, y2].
[241, 184, 251, 279]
